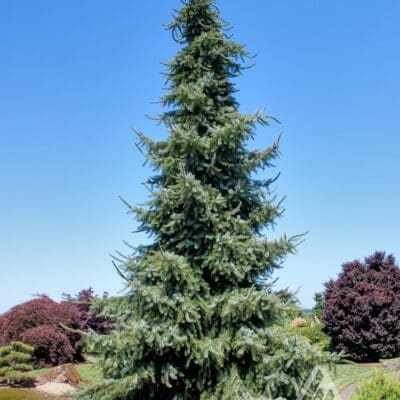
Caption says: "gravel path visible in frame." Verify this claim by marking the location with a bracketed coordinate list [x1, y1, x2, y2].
[340, 383, 359, 400]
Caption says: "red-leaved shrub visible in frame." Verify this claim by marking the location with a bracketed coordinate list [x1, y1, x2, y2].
[0, 295, 83, 366]
[62, 287, 113, 334]
[21, 325, 75, 367]
[322, 252, 400, 361]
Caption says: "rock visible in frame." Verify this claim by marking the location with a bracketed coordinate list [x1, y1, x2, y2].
[36, 382, 75, 396]
[40, 364, 82, 385]
[291, 317, 308, 328]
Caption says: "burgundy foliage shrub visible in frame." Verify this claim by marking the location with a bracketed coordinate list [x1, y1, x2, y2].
[62, 287, 113, 334]
[322, 252, 400, 361]
[21, 325, 75, 367]
[0, 295, 83, 366]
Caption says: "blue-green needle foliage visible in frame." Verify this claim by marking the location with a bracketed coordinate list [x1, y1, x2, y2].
[77, 1, 325, 399]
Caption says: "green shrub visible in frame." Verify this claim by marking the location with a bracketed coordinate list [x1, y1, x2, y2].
[288, 322, 332, 352]
[352, 373, 400, 400]
[0, 341, 35, 385]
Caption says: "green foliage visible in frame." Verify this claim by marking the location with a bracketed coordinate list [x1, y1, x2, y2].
[311, 292, 325, 319]
[300, 324, 331, 352]
[76, 1, 327, 399]
[0, 341, 35, 385]
[287, 322, 332, 352]
[276, 289, 305, 321]
[352, 372, 400, 400]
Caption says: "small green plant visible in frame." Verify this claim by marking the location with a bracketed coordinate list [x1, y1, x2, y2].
[352, 372, 400, 400]
[288, 321, 332, 352]
[0, 341, 35, 385]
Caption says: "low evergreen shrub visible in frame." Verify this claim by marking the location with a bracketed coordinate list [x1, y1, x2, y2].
[352, 373, 400, 400]
[288, 322, 331, 352]
[0, 341, 35, 385]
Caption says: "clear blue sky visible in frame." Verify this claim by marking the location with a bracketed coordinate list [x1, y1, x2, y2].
[0, 0, 399, 313]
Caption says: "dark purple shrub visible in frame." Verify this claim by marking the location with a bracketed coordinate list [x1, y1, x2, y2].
[322, 252, 400, 361]
[62, 287, 113, 334]
[21, 325, 75, 368]
[0, 295, 83, 366]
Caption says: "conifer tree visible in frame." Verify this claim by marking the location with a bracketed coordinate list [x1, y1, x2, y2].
[78, 1, 325, 399]
[312, 292, 325, 319]
[0, 341, 35, 385]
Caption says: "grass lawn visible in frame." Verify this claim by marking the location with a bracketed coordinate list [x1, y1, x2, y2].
[329, 362, 381, 390]
[30, 359, 382, 391]
[25, 357, 400, 396]
[76, 362, 102, 384]
[0, 389, 43, 400]
[30, 368, 51, 379]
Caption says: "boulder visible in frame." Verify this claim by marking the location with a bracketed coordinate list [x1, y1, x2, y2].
[40, 364, 82, 385]
[36, 382, 75, 396]
[291, 317, 308, 328]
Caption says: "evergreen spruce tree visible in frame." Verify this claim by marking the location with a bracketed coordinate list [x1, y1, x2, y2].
[78, 1, 326, 399]
[312, 292, 325, 319]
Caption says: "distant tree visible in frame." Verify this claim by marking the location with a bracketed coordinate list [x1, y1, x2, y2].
[312, 292, 325, 319]
[0, 341, 35, 385]
[62, 287, 113, 334]
[0, 296, 83, 366]
[276, 289, 305, 320]
[323, 252, 400, 361]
